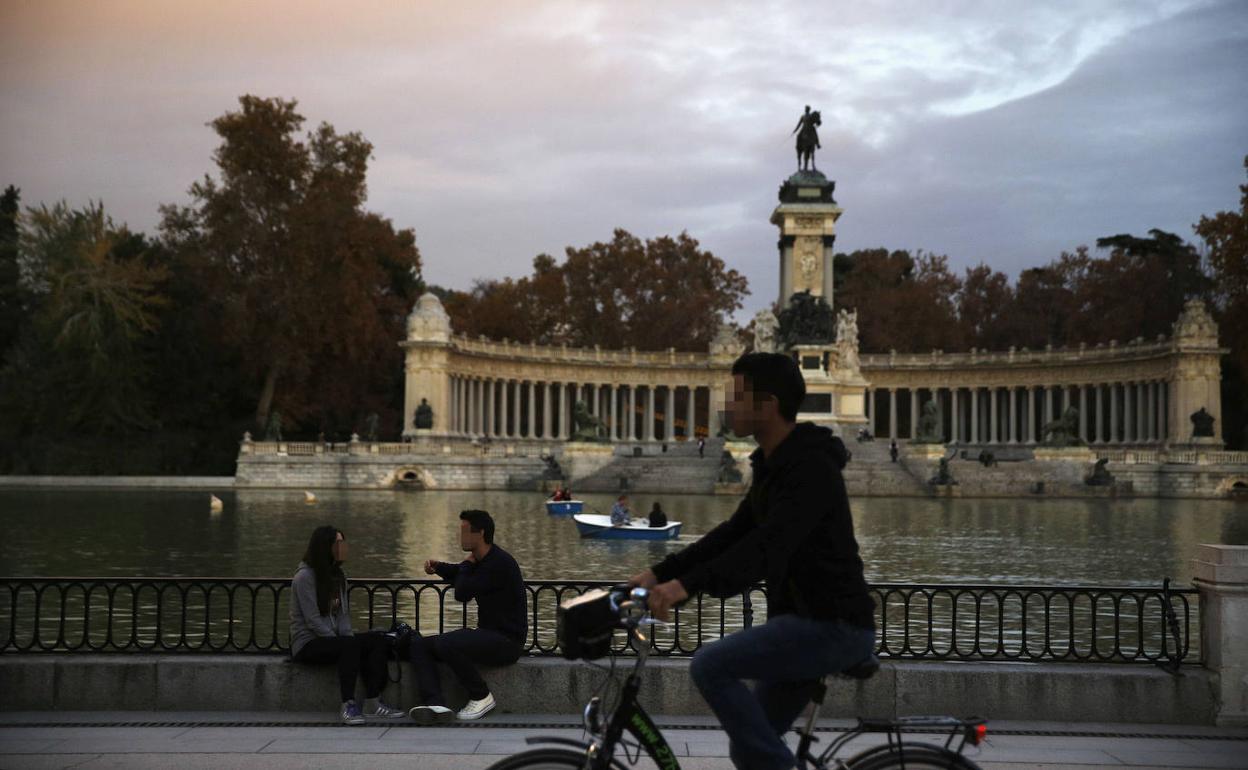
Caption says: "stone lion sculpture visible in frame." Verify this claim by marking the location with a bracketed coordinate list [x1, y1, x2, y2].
[1041, 406, 1083, 447]
[571, 400, 606, 442]
[913, 400, 943, 444]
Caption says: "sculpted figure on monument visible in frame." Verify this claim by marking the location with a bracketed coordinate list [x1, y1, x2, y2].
[1190, 407, 1215, 438]
[571, 401, 606, 442]
[363, 412, 380, 442]
[717, 449, 744, 484]
[835, 308, 860, 371]
[1085, 458, 1115, 487]
[928, 456, 957, 487]
[792, 105, 822, 172]
[1041, 406, 1083, 447]
[752, 308, 779, 353]
[263, 410, 283, 442]
[913, 400, 943, 444]
[777, 290, 835, 347]
[413, 398, 434, 430]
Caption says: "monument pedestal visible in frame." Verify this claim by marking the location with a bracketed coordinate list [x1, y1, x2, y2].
[906, 443, 948, 460]
[1033, 446, 1097, 462]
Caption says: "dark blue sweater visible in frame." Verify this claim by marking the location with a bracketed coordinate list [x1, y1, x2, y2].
[434, 544, 528, 643]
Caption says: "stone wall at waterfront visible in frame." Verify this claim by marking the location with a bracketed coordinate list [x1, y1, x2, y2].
[235, 451, 547, 490]
[0, 655, 1217, 724]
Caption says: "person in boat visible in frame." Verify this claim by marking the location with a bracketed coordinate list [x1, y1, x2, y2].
[648, 502, 668, 528]
[610, 495, 632, 526]
[548, 483, 571, 502]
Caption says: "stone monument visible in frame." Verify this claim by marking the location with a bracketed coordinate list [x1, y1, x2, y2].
[401, 293, 453, 439]
[1169, 299, 1227, 447]
[752, 308, 779, 353]
[769, 119, 869, 435]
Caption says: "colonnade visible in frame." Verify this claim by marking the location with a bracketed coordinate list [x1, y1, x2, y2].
[866, 380, 1172, 446]
[444, 377, 719, 441]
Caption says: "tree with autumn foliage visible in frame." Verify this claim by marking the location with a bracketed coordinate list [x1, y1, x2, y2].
[160, 96, 423, 436]
[832, 248, 961, 353]
[1194, 156, 1248, 448]
[442, 229, 748, 352]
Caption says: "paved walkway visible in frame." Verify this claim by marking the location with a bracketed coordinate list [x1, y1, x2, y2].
[1, 712, 1245, 769]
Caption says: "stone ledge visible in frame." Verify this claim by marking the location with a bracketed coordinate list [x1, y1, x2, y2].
[0, 655, 1216, 724]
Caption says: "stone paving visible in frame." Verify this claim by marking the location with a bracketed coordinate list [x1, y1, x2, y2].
[1, 712, 1246, 770]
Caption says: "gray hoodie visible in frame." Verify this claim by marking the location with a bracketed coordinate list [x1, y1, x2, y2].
[289, 561, 352, 658]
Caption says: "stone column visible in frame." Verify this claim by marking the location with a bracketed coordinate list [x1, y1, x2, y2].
[1078, 386, 1088, 442]
[708, 383, 723, 439]
[1193, 544, 1248, 726]
[1044, 387, 1054, 425]
[607, 385, 617, 441]
[646, 386, 656, 441]
[627, 386, 637, 441]
[1124, 382, 1134, 443]
[868, 389, 877, 437]
[540, 382, 551, 439]
[909, 389, 919, 440]
[889, 389, 897, 440]
[970, 388, 979, 443]
[1008, 387, 1017, 443]
[1094, 385, 1103, 443]
[1110, 383, 1120, 443]
[686, 386, 696, 440]
[665, 386, 676, 441]
[1148, 381, 1157, 443]
[511, 380, 520, 437]
[950, 388, 960, 444]
[499, 381, 509, 438]
[989, 388, 998, 444]
[1028, 386, 1037, 444]
[1160, 382, 1168, 441]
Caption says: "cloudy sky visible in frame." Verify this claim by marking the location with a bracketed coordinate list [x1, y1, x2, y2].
[2, 0, 1246, 317]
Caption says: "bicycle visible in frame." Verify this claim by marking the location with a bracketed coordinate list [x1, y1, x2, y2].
[487, 586, 987, 770]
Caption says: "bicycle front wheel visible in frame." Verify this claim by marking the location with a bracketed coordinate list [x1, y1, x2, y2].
[845, 742, 983, 770]
[485, 747, 628, 770]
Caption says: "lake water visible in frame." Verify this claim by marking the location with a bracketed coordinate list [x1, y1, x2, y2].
[2, 489, 1245, 587]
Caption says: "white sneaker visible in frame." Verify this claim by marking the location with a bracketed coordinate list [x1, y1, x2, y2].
[408, 704, 455, 725]
[456, 693, 496, 721]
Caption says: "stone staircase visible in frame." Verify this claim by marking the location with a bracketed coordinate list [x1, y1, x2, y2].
[571, 438, 726, 493]
[842, 438, 931, 496]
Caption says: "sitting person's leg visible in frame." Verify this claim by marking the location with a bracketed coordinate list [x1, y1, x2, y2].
[293, 635, 365, 724]
[689, 615, 874, 770]
[408, 628, 521, 722]
[427, 628, 522, 702]
[355, 632, 404, 719]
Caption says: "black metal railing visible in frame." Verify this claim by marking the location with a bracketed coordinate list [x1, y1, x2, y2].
[0, 577, 1200, 665]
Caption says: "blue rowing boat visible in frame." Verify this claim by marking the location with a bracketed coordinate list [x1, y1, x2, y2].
[573, 514, 682, 540]
[546, 499, 584, 515]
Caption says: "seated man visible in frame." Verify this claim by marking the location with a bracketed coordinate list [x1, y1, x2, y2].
[409, 510, 527, 723]
[610, 494, 632, 526]
[648, 502, 668, 528]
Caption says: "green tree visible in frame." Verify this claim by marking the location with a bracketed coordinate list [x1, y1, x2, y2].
[0, 201, 166, 437]
[0, 185, 22, 355]
[160, 96, 423, 435]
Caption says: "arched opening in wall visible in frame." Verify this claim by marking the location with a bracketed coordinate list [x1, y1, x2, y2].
[1229, 480, 1248, 500]
[395, 467, 426, 490]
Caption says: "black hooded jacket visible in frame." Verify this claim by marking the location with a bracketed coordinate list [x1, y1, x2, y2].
[651, 423, 874, 628]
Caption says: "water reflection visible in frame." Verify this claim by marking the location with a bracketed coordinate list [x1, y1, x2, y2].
[0, 489, 1243, 587]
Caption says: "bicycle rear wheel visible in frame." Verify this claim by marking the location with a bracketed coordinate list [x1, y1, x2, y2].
[485, 747, 628, 770]
[844, 741, 982, 769]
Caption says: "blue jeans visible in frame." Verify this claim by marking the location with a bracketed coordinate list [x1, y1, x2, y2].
[689, 614, 876, 770]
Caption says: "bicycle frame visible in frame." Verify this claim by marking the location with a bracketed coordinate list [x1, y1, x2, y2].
[522, 629, 683, 770]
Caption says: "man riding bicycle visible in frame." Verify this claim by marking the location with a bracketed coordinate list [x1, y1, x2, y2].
[631, 352, 876, 770]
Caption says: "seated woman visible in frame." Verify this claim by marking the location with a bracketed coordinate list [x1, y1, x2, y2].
[290, 525, 405, 724]
[648, 502, 668, 528]
[548, 483, 572, 502]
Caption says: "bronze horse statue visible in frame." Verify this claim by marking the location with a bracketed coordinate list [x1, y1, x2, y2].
[792, 106, 822, 172]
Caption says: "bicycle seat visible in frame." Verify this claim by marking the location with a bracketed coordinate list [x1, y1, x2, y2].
[840, 656, 879, 680]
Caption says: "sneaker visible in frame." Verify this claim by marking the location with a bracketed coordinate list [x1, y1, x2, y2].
[340, 700, 365, 726]
[456, 693, 496, 721]
[367, 700, 407, 720]
[408, 704, 456, 725]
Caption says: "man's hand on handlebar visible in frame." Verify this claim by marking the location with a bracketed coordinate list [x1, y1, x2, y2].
[628, 569, 658, 589]
[647, 579, 688, 621]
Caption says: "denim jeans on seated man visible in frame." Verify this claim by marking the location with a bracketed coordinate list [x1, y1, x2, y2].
[689, 615, 875, 770]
